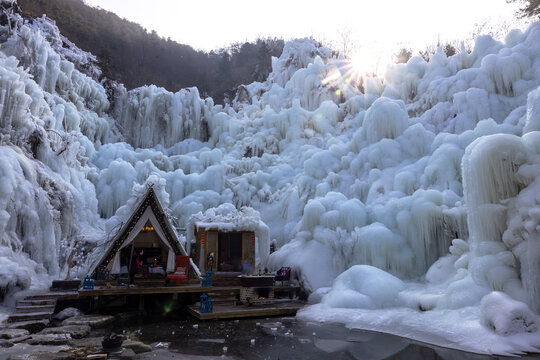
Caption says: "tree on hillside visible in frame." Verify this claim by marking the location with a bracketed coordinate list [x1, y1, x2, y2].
[507, 0, 540, 18]
[419, 41, 459, 62]
[16, 0, 284, 104]
[394, 48, 412, 64]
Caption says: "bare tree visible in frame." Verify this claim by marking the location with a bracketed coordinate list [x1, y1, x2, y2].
[394, 48, 413, 64]
[337, 27, 355, 58]
[507, 0, 540, 18]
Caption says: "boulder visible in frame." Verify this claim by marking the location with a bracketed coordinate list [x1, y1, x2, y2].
[7, 319, 49, 333]
[39, 325, 91, 339]
[68, 335, 103, 349]
[0, 328, 29, 339]
[62, 314, 115, 328]
[0, 339, 13, 347]
[27, 333, 72, 345]
[9, 351, 76, 360]
[109, 347, 136, 360]
[0, 327, 30, 344]
[53, 307, 83, 321]
[123, 339, 152, 353]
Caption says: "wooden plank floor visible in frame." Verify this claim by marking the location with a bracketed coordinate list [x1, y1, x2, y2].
[78, 285, 231, 297]
[187, 300, 304, 320]
[78, 284, 300, 298]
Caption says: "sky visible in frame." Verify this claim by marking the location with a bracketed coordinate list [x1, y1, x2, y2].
[84, 0, 525, 73]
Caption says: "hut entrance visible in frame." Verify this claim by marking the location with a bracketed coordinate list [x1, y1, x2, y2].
[218, 232, 243, 272]
[118, 220, 170, 278]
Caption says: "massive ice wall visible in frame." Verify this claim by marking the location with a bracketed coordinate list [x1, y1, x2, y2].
[1, 3, 540, 345]
[0, 2, 113, 296]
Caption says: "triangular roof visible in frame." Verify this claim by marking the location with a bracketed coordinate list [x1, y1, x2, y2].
[90, 187, 192, 277]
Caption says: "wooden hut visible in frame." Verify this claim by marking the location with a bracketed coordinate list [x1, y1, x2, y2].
[89, 187, 199, 280]
[187, 204, 269, 274]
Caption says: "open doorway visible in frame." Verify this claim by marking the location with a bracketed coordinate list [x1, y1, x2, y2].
[120, 220, 169, 278]
[218, 232, 242, 271]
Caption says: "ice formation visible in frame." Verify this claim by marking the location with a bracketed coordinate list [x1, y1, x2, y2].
[0, 0, 539, 354]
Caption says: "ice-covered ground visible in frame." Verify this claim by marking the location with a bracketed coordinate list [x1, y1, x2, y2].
[0, 0, 539, 354]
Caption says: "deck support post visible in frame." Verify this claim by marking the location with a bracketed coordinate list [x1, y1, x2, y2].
[138, 295, 145, 311]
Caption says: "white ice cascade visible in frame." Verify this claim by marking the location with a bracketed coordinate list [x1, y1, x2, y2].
[0, 3, 109, 293]
[1, 1, 540, 353]
[112, 85, 216, 148]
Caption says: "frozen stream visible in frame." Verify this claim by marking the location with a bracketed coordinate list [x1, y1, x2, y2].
[113, 317, 540, 360]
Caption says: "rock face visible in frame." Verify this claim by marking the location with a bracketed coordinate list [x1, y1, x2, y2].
[62, 315, 115, 328]
[39, 325, 91, 339]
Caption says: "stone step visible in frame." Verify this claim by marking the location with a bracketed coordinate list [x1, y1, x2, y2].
[7, 311, 53, 323]
[15, 305, 56, 313]
[16, 299, 56, 307]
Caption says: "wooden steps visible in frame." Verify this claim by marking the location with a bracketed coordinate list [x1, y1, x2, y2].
[16, 299, 56, 306]
[7, 298, 57, 323]
[188, 300, 304, 320]
[26, 291, 79, 300]
[7, 311, 54, 323]
[15, 304, 55, 313]
[199, 289, 239, 306]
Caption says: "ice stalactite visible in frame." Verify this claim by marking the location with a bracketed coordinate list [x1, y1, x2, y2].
[0, 147, 57, 274]
[112, 85, 214, 148]
[396, 190, 468, 277]
[523, 85, 540, 134]
[362, 97, 409, 144]
[463, 134, 526, 248]
[500, 131, 540, 312]
[458, 134, 536, 310]
[1, 20, 109, 115]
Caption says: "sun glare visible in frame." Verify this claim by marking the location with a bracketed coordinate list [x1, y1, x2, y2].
[348, 48, 387, 78]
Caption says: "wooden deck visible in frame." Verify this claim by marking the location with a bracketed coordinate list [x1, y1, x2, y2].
[14, 284, 303, 321]
[78, 284, 233, 297]
[77, 284, 299, 298]
[187, 300, 304, 320]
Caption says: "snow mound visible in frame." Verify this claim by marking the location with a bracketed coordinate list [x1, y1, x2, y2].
[321, 265, 405, 309]
[481, 291, 538, 335]
[363, 98, 408, 143]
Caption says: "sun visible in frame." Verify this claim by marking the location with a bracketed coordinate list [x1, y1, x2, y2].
[347, 48, 389, 79]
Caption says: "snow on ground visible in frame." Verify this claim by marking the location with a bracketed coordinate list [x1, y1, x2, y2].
[0, 0, 540, 354]
[298, 303, 540, 356]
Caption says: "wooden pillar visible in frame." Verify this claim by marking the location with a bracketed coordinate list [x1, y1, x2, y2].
[138, 295, 145, 311]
